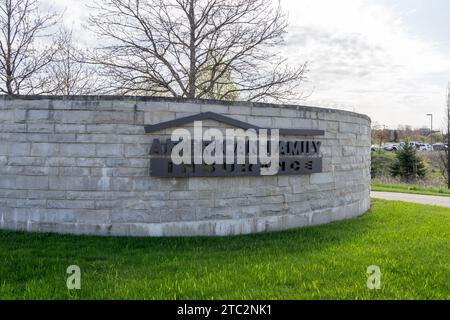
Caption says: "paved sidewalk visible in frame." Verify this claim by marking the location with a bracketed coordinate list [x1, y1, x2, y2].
[371, 191, 450, 208]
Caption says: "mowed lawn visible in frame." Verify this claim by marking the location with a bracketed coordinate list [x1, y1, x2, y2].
[0, 199, 449, 300]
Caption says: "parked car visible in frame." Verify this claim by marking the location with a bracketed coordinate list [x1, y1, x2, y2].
[383, 144, 396, 151]
[390, 144, 402, 151]
[371, 145, 381, 151]
[409, 141, 421, 149]
[418, 144, 433, 151]
[433, 143, 448, 151]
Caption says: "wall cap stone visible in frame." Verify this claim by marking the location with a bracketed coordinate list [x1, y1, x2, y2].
[0, 94, 371, 123]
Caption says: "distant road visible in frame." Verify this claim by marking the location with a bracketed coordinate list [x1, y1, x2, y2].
[371, 191, 450, 208]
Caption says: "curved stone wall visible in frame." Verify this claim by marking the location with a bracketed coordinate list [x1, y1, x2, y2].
[0, 96, 371, 237]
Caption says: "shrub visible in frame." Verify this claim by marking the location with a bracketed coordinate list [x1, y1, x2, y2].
[371, 151, 395, 179]
[390, 142, 426, 182]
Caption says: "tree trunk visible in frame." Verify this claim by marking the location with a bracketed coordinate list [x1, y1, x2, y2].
[188, 0, 196, 98]
[5, 0, 13, 95]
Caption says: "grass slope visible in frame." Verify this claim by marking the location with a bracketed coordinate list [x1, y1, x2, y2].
[0, 199, 449, 300]
[372, 182, 450, 197]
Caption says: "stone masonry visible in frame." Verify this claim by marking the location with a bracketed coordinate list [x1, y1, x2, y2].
[0, 95, 371, 236]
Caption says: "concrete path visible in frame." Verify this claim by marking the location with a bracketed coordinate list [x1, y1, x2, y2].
[371, 191, 450, 208]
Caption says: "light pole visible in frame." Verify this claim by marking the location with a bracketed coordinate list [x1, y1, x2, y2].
[426, 113, 433, 145]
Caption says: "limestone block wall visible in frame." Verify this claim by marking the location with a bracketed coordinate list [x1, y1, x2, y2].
[0, 96, 371, 236]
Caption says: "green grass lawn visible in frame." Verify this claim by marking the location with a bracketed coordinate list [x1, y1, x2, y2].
[372, 182, 450, 197]
[0, 199, 449, 300]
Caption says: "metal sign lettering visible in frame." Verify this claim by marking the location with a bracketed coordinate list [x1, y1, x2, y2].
[145, 112, 324, 177]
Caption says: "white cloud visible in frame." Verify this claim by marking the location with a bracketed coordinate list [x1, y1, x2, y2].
[44, 0, 95, 46]
[281, 0, 450, 129]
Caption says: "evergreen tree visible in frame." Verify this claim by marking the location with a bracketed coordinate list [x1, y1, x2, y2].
[390, 142, 427, 182]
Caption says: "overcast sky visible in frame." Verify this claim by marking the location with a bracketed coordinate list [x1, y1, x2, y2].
[47, 0, 450, 130]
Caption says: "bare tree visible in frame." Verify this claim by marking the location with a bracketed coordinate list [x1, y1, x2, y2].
[88, 0, 307, 101]
[0, 0, 59, 95]
[43, 28, 102, 95]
